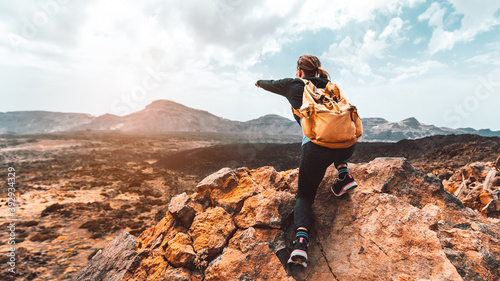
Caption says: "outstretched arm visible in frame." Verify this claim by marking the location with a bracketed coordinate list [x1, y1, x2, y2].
[255, 78, 295, 97]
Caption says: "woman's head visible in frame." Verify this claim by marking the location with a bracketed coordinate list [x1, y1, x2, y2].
[296, 54, 329, 79]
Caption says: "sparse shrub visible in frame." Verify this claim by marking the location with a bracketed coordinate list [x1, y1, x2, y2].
[79, 220, 103, 232]
[154, 208, 167, 222]
[19, 220, 39, 227]
[126, 221, 143, 229]
[41, 203, 64, 217]
[29, 232, 59, 242]
[129, 229, 144, 236]
[90, 233, 103, 239]
[135, 203, 152, 213]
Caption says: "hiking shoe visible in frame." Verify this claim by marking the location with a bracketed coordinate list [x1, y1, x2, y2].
[331, 174, 358, 196]
[287, 237, 308, 268]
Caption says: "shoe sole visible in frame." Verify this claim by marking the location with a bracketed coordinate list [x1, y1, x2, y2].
[331, 181, 358, 197]
[288, 250, 308, 268]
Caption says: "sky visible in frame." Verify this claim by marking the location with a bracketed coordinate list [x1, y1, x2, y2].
[0, 0, 499, 130]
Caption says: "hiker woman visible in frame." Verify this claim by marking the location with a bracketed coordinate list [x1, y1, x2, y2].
[255, 54, 358, 267]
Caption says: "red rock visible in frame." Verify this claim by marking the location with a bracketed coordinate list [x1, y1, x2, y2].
[233, 189, 295, 229]
[165, 232, 196, 269]
[249, 166, 285, 190]
[76, 158, 500, 281]
[479, 190, 493, 205]
[163, 266, 190, 281]
[195, 167, 259, 214]
[196, 168, 239, 195]
[168, 192, 199, 228]
[124, 254, 168, 281]
[205, 228, 293, 281]
[136, 213, 176, 252]
[189, 206, 236, 260]
[280, 168, 299, 193]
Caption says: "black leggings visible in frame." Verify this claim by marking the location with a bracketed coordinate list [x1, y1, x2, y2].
[294, 141, 356, 231]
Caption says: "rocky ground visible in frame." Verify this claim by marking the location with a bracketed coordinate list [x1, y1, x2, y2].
[74, 158, 500, 280]
[0, 132, 499, 280]
[0, 131, 240, 280]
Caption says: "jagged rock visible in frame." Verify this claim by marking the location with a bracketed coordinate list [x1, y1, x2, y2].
[162, 267, 191, 281]
[228, 227, 288, 264]
[195, 167, 259, 214]
[482, 199, 500, 213]
[196, 168, 239, 195]
[205, 227, 294, 281]
[73, 231, 138, 281]
[249, 166, 285, 190]
[165, 232, 196, 269]
[292, 157, 499, 281]
[480, 190, 493, 205]
[136, 213, 176, 252]
[189, 206, 236, 260]
[495, 155, 500, 170]
[76, 158, 500, 280]
[123, 254, 167, 281]
[493, 176, 500, 187]
[168, 192, 198, 228]
[123, 214, 178, 279]
[280, 168, 299, 192]
[233, 189, 295, 229]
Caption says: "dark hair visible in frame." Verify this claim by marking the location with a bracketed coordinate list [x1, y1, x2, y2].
[297, 54, 330, 79]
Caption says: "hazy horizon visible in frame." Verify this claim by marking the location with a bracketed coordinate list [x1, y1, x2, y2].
[1, 0, 499, 130]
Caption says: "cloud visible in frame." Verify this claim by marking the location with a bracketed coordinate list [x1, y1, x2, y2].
[417, 2, 446, 28]
[465, 52, 500, 66]
[321, 17, 406, 84]
[387, 60, 445, 83]
[291, 0, 424, 32]
[420, 0, 500, 55]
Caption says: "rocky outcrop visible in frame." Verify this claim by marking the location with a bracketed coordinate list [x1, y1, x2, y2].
[73, 231, 139, 281]
[443, 158, 500, 218]
[75, 158, 500, 280]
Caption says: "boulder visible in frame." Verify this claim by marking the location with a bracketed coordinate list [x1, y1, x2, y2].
[233, 189, 295, 229]
[205, 227, 294, 281]
[73, 231, 138, 281]
[164, 232, 196, 269]
[189, 206, 236, 260]
[195, 167, 259, 214]
[162, 267, 192, 281]
[168, 192, 198, 228]
[249, 166, 286, 190]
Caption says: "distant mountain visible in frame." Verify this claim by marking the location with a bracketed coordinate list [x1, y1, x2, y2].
[361, 117, 500, 141]
[0, 111, 94, 134]
[1, 100, 499, 141]
[76, 100, 234, 133]
[229, 114, 300, 135]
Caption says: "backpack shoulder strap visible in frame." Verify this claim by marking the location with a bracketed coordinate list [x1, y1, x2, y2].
[292, 78, 311, 118]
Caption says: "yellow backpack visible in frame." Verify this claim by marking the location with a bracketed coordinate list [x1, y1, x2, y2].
[292, 79, 363, 149]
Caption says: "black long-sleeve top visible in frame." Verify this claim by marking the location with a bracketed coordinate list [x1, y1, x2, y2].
[256, 77, 329, 124]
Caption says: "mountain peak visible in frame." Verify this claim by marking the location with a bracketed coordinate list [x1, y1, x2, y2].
[400, 117, 420, 128]
[145, 99, 186, 109]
